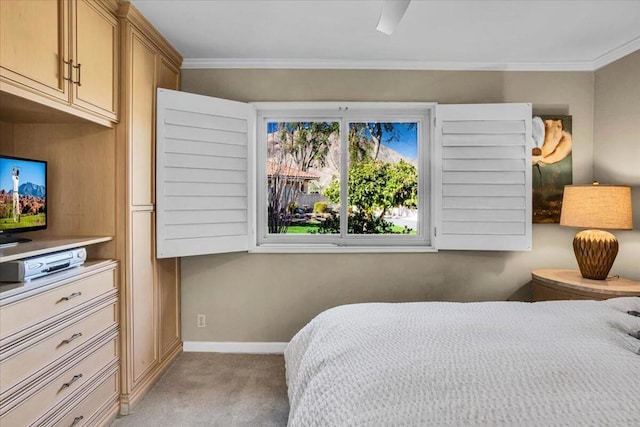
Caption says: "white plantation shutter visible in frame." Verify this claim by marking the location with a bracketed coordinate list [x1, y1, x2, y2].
[435, 103, 532, 250]
[156, 89, 253, 258]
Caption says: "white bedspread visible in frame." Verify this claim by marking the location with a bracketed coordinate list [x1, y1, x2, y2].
[285, 298, 640, 426]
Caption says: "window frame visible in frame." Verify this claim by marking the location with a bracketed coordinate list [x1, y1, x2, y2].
[155, 90, 531, 257]
[252, 102, 436, 253]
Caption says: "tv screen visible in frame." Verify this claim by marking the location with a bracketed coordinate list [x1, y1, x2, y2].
[0, 155, 47, 244]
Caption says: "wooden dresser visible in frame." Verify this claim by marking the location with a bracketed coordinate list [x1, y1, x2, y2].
[0, 240, 119, 426]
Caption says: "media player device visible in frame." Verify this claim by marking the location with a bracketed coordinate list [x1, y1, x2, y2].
[0, 247, 86, 282]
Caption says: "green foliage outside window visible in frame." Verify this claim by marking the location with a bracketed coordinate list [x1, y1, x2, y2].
[323, 159, 417, 234]
[313, 201, 328, 213]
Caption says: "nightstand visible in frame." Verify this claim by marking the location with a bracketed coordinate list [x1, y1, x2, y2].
[532, 269, 640, 301]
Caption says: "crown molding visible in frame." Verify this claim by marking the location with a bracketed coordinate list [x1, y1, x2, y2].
[182, 36, 640, 72]
[182, 57, 599, 72]
[592, 36, 640, 70]
[118, 1, 183, 65]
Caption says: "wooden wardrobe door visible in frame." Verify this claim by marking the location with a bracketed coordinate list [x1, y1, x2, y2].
[130, 32, 156, 207]
[130, 210, 157, 385]
[157, 257, 180, 361]
[156, 56, 181, 362]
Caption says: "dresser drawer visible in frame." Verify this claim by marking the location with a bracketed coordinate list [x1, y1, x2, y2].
[0, 269, 116, 342]
[0, 335, 117, 426]
[45, 368, 119, 427]
[0, 301, 117, 394]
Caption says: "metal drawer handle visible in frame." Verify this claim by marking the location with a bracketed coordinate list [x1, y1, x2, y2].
[59, 292, 82, 302]
[73, 62, 82, 87]
[61, 332, 83, 345]
[70, 415, 84, 427]
[63, 59, 74, 83]
[62, 373, 83, 389]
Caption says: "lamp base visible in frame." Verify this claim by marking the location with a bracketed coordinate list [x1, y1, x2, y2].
[573, 229, 618, 280]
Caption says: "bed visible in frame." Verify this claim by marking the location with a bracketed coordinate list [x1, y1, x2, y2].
[285, 297, 640, 426]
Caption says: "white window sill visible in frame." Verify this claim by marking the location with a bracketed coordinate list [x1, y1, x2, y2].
[249, 244, 438, 254]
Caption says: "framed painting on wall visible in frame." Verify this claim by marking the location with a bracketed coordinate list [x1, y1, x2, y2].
[532, 115, 573, 223]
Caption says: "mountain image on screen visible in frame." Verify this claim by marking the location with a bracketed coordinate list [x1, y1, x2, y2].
[0, 182, 46, 225]
[12, 182, 46, 198]
[0, 156, 47, 234]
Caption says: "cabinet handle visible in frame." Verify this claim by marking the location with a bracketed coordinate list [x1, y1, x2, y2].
[61, 332, 83, 345]
[63, 59, 74, 83]
[59, 292, 82, 302]
[73, 62, 82, 87]
[61, 373, 83, 389]
[69, 415, 84, 427]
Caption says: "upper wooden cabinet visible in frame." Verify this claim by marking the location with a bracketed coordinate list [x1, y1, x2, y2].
[0, 0, 119, 126]
[71, 0, 119, 120]
[0, 0, 69, 102]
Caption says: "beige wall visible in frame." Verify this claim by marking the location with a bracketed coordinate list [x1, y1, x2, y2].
[0, 121, 14, 151]
[180, 68, 604, 343]
[594, 50, 640, 278]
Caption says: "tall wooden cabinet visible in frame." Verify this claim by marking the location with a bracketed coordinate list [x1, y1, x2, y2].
[1, 0, 183, 420]
[0, 0, 119, 126]
[116, 3, 182, 414]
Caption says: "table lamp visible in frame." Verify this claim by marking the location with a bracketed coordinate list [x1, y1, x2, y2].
[560, 183, 633, 280]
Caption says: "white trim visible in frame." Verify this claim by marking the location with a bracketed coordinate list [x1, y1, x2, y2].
[252, 101, 437, 111]
[182, 58, 597, 72]
[249, 244, 437, 254]
[253, 103, 434, 248]
[592, 36, 640, 70]
[183, 341, 288, 354]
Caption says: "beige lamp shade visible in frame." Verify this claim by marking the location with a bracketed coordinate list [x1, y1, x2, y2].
[560, 184, 633, 230]
[560, 183, 633, 280]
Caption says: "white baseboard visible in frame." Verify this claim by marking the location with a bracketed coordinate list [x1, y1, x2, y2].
[183, 341, 288, 354]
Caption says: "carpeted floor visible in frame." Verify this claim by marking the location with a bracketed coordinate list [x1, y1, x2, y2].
[111, 352, 289, 427]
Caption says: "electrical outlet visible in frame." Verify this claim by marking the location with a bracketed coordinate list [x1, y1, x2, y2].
[197, 314, 206, 328]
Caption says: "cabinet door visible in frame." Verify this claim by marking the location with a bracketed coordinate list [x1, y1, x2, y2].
[157, 257, 181, 361]
[156, 55, 181, 362]
[71, 0, 118, 120]
[0, 0, 69, 102]
[130, 210, 158, 385]
[130, 32, 156, 206]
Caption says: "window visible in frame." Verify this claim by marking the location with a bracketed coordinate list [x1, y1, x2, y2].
[256, 104, 433, 249]
[265, 120, 341, 236]
[155, 90, 532, 257]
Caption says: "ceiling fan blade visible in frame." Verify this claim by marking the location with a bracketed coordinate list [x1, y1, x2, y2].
[376, 0, 411, 35]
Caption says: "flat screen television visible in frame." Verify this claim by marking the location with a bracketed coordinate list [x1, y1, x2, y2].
[0, 155, 47, 246]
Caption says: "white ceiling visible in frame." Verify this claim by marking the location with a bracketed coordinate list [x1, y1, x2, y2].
[130, 0, 640, 71]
